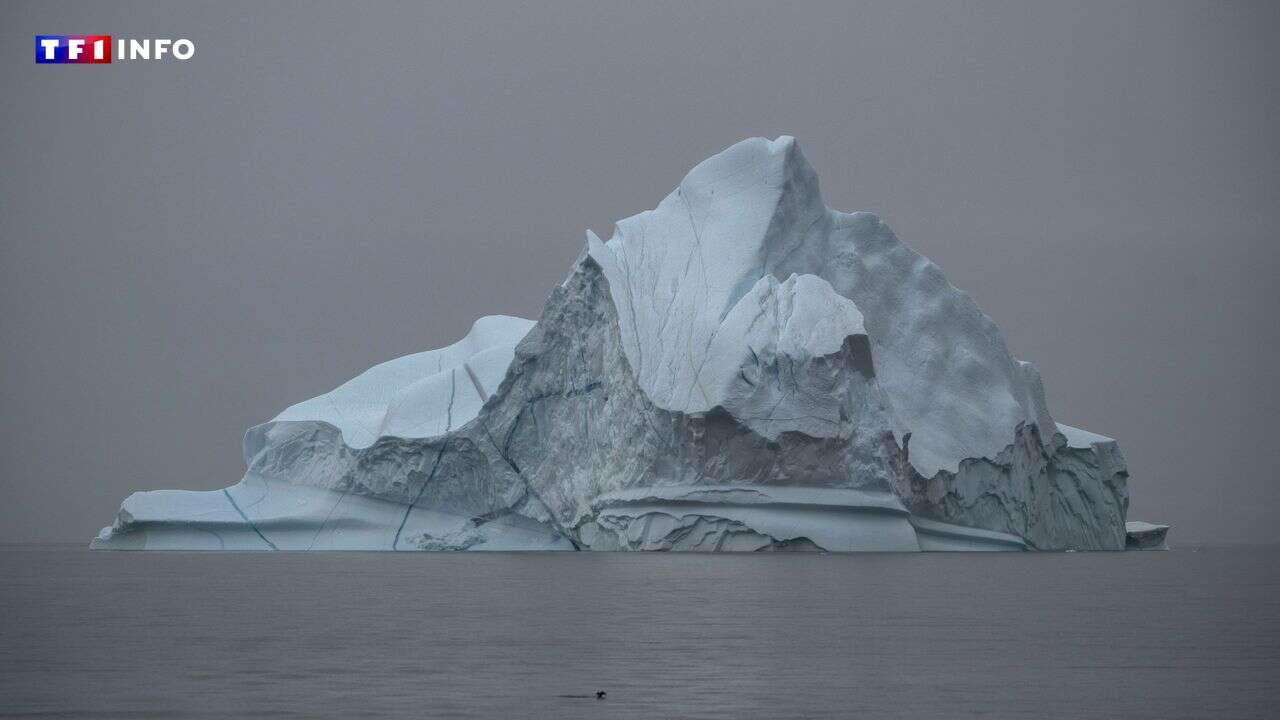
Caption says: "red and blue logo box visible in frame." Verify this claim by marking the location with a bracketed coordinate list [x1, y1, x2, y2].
[35, 35, 112, 64]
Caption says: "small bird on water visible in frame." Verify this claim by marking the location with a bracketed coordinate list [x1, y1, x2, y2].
[556, 690, 608, 700]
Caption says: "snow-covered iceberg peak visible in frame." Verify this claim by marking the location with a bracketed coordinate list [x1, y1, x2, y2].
[590, 135, 1053, 478]
[587, 136, 827, 414]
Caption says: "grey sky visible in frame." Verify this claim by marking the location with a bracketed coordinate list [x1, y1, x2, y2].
[1, 1, 1277, 543]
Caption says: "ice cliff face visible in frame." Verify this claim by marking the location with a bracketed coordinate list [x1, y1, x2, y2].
[93, 136, 1131, 552]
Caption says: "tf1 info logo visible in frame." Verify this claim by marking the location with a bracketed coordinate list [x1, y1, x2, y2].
[35, 35, 195, 64]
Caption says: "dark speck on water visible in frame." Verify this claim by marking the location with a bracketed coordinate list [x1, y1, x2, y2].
[1, 545, 1277, 719]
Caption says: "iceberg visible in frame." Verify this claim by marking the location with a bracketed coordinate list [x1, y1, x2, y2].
[1125, 521, 1171, 550]
[94, 136, 1136, 552]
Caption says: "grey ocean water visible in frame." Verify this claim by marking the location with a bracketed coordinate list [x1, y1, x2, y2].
[1, 546, 1277, 719]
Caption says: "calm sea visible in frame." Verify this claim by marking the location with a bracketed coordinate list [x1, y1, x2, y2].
[1, 545, 1276, 719]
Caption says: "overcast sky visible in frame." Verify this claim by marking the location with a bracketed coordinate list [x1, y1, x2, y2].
[1, 1, 1277, 543]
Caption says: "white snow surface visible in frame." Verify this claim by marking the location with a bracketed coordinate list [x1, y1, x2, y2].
[1056, 422, 1115, 448]
[272, 315, 534, 449]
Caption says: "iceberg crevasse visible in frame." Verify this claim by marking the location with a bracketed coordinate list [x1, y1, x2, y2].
[94, 136, 1133, 552]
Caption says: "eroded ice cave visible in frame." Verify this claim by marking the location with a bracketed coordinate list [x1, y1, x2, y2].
[94, 137, 1142, 552]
